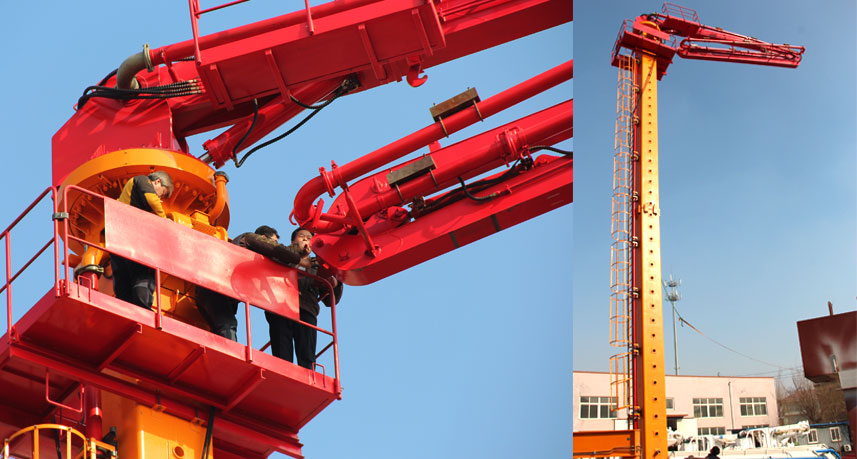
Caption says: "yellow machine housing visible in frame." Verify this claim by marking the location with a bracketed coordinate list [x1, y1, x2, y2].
[58, 148, 231, 329]
[101, 391, 212, 459]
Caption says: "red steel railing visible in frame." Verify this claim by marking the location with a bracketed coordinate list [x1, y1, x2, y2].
[3, 184, 339, 382]
[1, 186, 59, 340]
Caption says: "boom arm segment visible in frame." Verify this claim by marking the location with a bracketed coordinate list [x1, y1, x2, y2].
[611, 2, 804, 79]
[293, 61, 572, 285]
[53, 0, 572, 184]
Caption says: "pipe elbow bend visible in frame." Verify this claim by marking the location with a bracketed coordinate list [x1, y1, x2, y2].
[209, 171, 229, 221]
[294, 178, 343, 234]
[116, 44, 154, 90]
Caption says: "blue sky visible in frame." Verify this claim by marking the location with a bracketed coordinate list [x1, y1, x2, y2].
[2, 1, 854, 457]
[574, 0, 856, 386]
[1, 1, 571, 458]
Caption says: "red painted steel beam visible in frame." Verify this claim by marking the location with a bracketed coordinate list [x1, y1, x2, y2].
[167, 346, 206, 384]
[96, 323, 143, 371]
[425, 0, 571, 69]
[194, 0, 570, 164]
[53, 0, 571, 184]
[0, 403, 41, 435]
[151, 0, 571, 69]
[224, 369, 265, 412]
[149, 0, 382, 66]
[7, 344, 306, 458]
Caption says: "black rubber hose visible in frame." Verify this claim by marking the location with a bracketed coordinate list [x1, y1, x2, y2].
[529, 145, 572, 157]
[201, 406, 215, 459]
[232, 99, 259, 167]
[290, 93, 336, 110]
[234, 78, 357, 167]
[421, 161, 525, 214]
[53, 415, 62, 459]
[234, 105, 322, 167]
[457, 177, 497, 202]
[78, 81, 201, 108]
[98, 68, 118, 87]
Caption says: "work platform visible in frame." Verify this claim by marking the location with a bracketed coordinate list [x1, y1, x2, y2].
[1, 187, 342, 458]
[0, 284, 338, 458]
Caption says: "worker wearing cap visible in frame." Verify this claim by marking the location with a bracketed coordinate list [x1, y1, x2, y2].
[197, 225, 302, 340]
[110, 171, 174, 309]
[265, 228, 343, 369]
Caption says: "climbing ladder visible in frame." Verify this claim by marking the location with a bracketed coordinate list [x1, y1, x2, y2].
[609, 52, 636, 424]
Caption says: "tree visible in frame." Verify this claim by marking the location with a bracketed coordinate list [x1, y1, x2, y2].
[778, 374, 848, 425]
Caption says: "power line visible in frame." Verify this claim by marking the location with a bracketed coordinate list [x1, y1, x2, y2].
[733, 367, 804, 378]
[672, 306, 791, 370]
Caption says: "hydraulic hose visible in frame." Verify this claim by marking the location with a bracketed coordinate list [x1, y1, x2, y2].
[201, 406, 215, 459]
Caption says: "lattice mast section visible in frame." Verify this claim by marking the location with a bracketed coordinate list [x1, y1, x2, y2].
[609, 53, 636, 426]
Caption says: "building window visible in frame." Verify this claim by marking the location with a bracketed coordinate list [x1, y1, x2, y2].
[693, 398, 724, 418]
[666, 398, 674, 410]
[743, 424, 769, 429]
[808, 429, 818, 444]
[831, 427, 842, 442]
[579, 396, 617, 419]
[698, 427, 726, 435]
[739, 397, 768, 416]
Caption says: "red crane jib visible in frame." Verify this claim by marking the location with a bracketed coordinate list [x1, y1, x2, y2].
[611, 2, 804, 79]
[288, 59, 572, 284]
[50, 0, 572, 287]
[309, 100, 572, 285]
[52, 0, 572, 184]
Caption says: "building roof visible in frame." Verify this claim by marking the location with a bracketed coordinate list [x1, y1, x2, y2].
[573, 370, 775, 380]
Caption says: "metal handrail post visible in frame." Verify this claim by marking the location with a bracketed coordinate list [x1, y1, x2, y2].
[245, 302, 253, 362]
[52, 188, 61, 296]
[5, 234, 11, 339]
[61, 188, 72, 296]
[328, 283, 341, 395]
[155, 268, 162, 329]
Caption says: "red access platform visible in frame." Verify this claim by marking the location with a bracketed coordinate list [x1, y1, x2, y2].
[0, 187, 340, 458]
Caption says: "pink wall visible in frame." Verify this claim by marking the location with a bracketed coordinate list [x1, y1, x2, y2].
[573, 371, 622, 431]
[573, 372, 778, 431]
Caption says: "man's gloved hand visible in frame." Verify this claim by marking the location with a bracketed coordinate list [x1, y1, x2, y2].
[243, 233, 301, 265]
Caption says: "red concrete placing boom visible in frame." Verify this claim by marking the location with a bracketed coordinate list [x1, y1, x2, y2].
[1, 0, 571, 458]
[573, 3, 802, 458]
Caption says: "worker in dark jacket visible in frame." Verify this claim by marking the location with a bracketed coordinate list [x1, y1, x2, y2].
[265, 228, 343, 369]
[110, 171, 174, 309]
[197, 225, 301, 340]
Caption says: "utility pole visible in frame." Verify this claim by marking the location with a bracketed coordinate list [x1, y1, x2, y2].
[664, 275, 681, 376]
